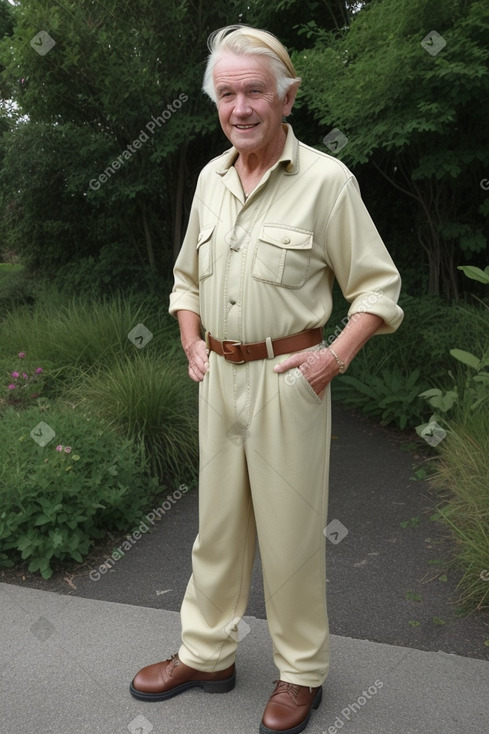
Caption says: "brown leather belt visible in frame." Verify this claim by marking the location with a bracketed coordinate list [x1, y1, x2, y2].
[206, 327, 323, 364]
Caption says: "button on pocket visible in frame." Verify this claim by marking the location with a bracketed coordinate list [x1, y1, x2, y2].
[252, 224, 313, 289]
[196, 225, 215, 281]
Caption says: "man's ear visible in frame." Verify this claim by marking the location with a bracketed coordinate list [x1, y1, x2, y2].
[282, 80, 301, 117]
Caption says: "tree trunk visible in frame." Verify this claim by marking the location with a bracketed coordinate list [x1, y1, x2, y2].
[142, 205, 155, 270]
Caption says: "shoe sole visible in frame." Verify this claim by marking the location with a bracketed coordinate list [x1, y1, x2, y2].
[129, 670, 236, 702]
[259, 686, 322, 734]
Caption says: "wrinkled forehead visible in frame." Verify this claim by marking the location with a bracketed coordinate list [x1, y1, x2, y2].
[213, 52, 276, 89]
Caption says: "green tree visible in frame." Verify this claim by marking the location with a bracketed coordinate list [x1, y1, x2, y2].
[294, 0, 489, 299]
[0, 0, 245, 284]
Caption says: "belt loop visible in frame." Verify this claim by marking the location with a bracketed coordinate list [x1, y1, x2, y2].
[265, 336, 275, 359]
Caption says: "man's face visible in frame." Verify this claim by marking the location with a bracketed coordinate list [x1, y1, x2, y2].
[213, 52, 296, 158]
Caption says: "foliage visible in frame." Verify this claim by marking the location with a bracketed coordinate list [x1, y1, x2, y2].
[415, 264, 489, 612]
[331, 290, 488, 429]
[3, 350, 45, 408]
[0, 291, 179, 375]
[0, 402, 159, 578]
[70, 353, 199, 484]
[427, 416, 489, 612]
[0, 263, 37, 315]
[294, 0, 489, 299]
[0, 0, 248, 282]
[335, 367, 429, 430]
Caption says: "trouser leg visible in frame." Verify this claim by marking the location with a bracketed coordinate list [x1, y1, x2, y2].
[178, 355, 256, 672]
[246, 363, 331, 687]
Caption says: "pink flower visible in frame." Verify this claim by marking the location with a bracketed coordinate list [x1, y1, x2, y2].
[11, 371, 19, 378]
[64, 446, 72, 454]
[56, 445, 63, 452]
[22, 373, 28, 379]
[8, 384, 16, 390]
[35, 367, 43, 374]
[18, 352, 26, 358]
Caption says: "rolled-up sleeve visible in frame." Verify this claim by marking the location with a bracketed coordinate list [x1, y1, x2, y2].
[168, 188, 201, 319]
[324, 176, 404, 334]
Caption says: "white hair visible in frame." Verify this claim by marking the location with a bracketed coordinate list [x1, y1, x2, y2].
[203, 25, 301, 103]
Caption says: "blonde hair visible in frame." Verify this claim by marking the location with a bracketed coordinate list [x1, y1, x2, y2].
[203, 25, 301, 102]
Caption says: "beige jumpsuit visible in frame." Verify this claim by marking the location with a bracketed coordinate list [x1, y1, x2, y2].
[169, 124, 403, 687]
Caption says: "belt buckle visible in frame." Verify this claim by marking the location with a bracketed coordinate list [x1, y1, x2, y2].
[222, 340, 245, 364]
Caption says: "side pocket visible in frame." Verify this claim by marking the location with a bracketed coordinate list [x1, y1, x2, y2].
[196, 225, 215, 281]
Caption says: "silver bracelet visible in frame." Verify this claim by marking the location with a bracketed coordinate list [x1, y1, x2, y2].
[328, 347, 347, 374]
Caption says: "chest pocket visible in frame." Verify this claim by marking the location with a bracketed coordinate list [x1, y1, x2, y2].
[196, 225, 215, 281]
[252, 225, 313, 289]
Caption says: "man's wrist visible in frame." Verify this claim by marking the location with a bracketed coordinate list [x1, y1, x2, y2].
[327, 346, 347, 374]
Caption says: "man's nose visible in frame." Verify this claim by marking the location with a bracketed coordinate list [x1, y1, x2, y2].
[234, 94, 252, 116]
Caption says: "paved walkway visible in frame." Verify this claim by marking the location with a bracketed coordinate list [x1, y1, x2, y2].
[1, 582, 489, 734]
[1, 402, 488, 733]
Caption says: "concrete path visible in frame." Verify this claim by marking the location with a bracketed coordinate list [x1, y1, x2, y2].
[1, 582, 488, 734]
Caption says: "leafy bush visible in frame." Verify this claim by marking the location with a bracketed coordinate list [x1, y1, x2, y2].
[0, 264, 37, 316]
[0, 402, 159, 578]
[334, 367, 430, 430]
[415, 265, 489, 612]
[330, 291, 489, 429]
[70, 352, 199, 483]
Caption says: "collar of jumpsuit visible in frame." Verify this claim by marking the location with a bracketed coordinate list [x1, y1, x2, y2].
[215, 122, 300, 201]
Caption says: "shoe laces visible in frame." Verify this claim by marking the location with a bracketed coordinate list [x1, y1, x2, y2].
[273, 680, 301, 699]
[168, 653, 180, 672]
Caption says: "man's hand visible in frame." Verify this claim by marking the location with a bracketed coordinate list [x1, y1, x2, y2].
[274, 347, 339, 397]
[176, 310, 209, 383]
[185, 337, 209, 382]
[274, 313, 384, 397]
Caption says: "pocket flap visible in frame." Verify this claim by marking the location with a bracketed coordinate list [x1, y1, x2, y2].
[259, 225, 313, 250]
[196, 225, 215, 249]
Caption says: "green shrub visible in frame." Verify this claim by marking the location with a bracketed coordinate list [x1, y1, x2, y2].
[71, 352, 199, 483]
[0, 402, 159, 578]
[0, 291, 180, 372]
[415, 265, 489, 612]
[0, 265, 37, 316]
[334, 367, 430, 430]
[428, 414, 489, 612]
[330, 292, 489, 429]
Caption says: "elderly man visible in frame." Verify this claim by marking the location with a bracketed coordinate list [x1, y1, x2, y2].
[130, 24, 403, 734]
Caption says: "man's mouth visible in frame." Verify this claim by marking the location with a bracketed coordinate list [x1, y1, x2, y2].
[235, 124, 258, 129]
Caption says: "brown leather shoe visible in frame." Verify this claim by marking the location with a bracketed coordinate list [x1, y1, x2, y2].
[259, 680, 322, 734]
[129, 653, 236, 701]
